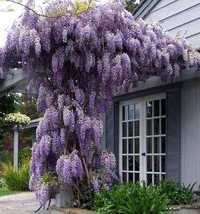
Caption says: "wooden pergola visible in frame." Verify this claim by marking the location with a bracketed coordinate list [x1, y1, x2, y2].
[0, 68, 40, 170]
[13, 118, 41, 170]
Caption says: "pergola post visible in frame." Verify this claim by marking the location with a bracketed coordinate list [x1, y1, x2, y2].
[13, 125, 19, 170]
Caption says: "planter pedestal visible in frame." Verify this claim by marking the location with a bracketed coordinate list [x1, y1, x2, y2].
[55, 189, 73, 208]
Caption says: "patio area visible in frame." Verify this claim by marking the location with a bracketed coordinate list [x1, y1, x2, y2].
[0, 192, 94, 214]
[0, 192, 38, 214]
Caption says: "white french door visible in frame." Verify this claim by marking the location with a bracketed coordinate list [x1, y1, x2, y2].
[119, 94, 166, 185]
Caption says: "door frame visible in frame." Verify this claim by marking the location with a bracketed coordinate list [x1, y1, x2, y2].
[119, 93, 166, 184]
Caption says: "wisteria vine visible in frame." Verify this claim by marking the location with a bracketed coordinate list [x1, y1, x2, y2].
[1, 0, 200, 209]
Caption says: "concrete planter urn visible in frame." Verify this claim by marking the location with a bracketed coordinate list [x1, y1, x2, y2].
[55, 189, 73, 208]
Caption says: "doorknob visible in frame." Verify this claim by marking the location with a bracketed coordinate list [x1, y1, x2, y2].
[142, 153, 146, 156]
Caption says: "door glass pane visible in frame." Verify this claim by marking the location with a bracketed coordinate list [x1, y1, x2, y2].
[135, 173, 140, 182]
[161, 99, 166, 116]
[128, 156, 133, 171]
[129, 173, 133, 182]
[154, 119, 160, 135]
[122, 172, 127, 182]
[154, 100, 160, 116]
[123, 156, 127, 170]
[122, 106, 126, 121]
[123, 105, 128, 121]
[122, 122, 127, 137]
[128, 105, 134, 120]
[122, 139, 127, 154]
[134, 121, 140, 136]
[147, 137, 152, 153]
[135, 156, 140, 171]
[134, 103, 140, 119]
[147, 119, 152, 136]
[146, 101, 153, 118]
[161, 118, 166, 135]
[154, 174, 160, 185]
[128, 121, 133, 137]
[161, 156, 166, 172]
[154, 156, 160, 172]
[154, 137, 160, 153]
[128, 139, 133, 154]
[161, 137, 166, 153]
[147, 156, 152, 172]
[135, 138, 140, 154]
[147, 174, 152, 185]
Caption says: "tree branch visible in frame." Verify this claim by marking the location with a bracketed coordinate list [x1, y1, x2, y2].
[5, 0, 69, 18]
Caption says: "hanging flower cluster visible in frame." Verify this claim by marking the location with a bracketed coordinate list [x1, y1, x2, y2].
[100, 151, 116, 171]
[101, 151, 117, 188]
[1, 0, 200, 208]
[4, 112, 31, 125]
[91, 151, 117, 192]
[56, 150, 84, 185]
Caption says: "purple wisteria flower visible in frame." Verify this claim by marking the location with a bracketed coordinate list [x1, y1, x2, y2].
[2, 0, 200, 206]
[92, 177, 100, 193]
[63, 106, 75, 132]
[56, 150, 84, 186]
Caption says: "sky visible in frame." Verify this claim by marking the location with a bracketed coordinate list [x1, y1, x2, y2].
[0, 0, 140, 47]
[0, 1, 22, 47]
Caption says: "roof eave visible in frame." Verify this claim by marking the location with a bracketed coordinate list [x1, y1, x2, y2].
[133, 0, 161, 19]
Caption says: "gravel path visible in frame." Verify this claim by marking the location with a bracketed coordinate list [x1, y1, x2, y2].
[0, 192, 94, 214]
[0, 192, 41, 214]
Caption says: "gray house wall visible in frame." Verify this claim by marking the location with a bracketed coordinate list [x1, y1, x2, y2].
[181, 78, 200, 187]
[104, 0, 200, 186]
[142, 0, 200, 49]
[133, 0, 200, 186]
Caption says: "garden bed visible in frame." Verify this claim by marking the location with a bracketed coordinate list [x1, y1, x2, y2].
[50, 206, 200, 214]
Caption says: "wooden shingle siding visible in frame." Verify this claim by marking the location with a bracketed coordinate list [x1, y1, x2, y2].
[144, 0, 200, 49]
[181, 79, 200, 188]
[151, 0, 178, 12]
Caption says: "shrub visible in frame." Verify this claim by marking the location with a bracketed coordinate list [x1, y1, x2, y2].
[2, 162, 29, 191]
[19, 147, 31, 165]
[0, 151, 12, 164]
[4, 112, 31, 125]
[0, 178, 11, 197]
[159, 180, 194, 205]
[92, 183, 169, 214]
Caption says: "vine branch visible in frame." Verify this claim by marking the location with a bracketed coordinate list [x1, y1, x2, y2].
[5, 0, 68, 18]
[5, 0, 96, 18]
